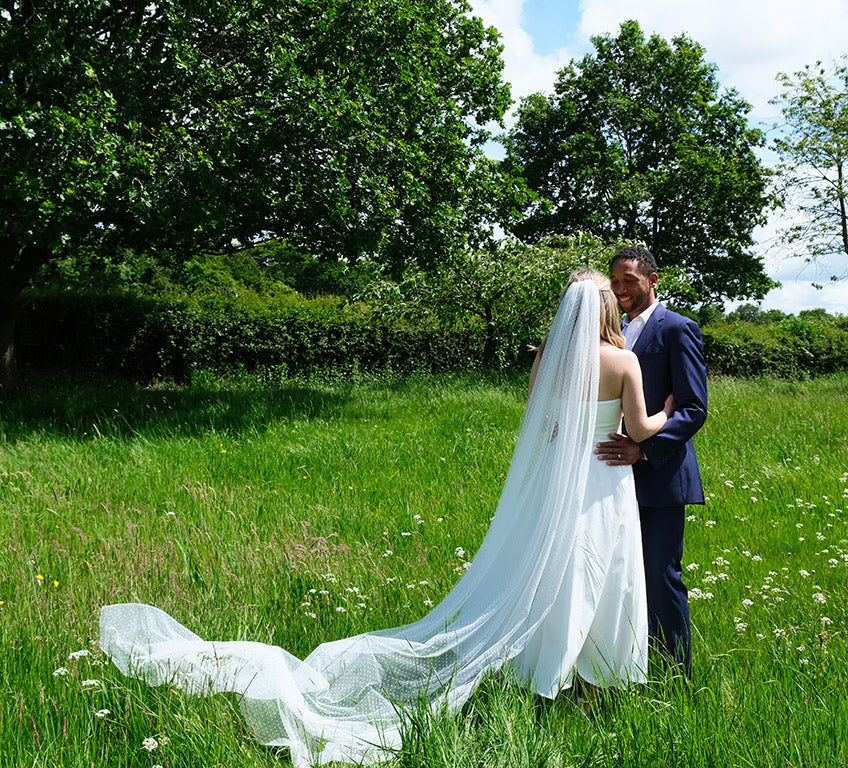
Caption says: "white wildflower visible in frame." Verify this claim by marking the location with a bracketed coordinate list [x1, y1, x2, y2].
[53, 667, 70, 677]
[812, 592, 826, 604]
[142, 737, 159, 752]
[80, 679, 100, 689]
[689, 588, 714, 600]
[68, 649, 91, 660]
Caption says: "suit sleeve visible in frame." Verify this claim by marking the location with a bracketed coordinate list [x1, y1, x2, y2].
[639, 318, 708, 469]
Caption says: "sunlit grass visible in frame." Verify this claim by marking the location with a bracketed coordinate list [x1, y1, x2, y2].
[1, 371, 846, 766]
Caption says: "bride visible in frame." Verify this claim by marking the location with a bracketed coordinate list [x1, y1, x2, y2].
[100, 269, 672, 767]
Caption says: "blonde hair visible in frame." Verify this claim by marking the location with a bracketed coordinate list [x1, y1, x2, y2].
[565, 268, 625, 349]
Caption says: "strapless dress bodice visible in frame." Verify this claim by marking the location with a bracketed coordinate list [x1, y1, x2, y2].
[593, 398, 622, 442]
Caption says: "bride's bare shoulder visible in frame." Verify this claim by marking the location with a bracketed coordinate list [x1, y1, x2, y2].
[599, 345, 637, 366]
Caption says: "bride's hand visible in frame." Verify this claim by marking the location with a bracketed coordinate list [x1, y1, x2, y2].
[663, 393, 675, 417]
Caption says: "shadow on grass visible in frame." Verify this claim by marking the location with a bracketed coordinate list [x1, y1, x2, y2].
[0, 371, 357, 442]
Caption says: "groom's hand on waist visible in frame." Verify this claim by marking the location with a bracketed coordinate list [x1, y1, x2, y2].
[594, 433, 643, 466]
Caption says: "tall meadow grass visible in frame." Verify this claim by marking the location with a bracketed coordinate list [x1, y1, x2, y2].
[1, 371, 846, 766]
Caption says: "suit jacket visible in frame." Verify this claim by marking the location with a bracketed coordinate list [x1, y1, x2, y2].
[628, 303, 707, 508]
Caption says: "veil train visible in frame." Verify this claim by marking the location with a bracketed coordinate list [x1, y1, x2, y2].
[101, 281, 634, 767]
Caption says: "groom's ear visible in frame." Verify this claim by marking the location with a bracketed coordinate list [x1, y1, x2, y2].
[649, 272, 659, 289]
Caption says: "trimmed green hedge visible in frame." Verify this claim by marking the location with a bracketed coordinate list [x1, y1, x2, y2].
[15, 292, 848, 381]
[16, 292, 483, 382]
[702, 318, 848, 378]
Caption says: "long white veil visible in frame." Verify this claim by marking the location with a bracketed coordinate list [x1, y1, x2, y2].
[100, 281, 601, 767]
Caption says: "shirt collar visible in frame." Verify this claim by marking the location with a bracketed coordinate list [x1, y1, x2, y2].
[623, 299, 659, 328]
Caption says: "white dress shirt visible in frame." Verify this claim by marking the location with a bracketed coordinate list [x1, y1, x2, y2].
[622, 300, 659, 350]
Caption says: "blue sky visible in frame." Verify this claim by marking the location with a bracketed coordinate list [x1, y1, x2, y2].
[468, 0, 848, 314]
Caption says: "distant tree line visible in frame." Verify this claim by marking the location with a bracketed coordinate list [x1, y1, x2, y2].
[16, 238, 848, 381]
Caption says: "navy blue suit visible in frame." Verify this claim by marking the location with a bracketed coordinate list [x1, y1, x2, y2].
[627, 303, 707, 672]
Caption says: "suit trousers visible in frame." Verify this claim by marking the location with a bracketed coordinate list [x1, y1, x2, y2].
[638, 503, 691, 674]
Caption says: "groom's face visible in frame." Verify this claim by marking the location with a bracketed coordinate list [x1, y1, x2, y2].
[610, 259, 658, 319]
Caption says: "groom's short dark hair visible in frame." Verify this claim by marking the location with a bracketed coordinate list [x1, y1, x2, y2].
[610, 246, 657, 277]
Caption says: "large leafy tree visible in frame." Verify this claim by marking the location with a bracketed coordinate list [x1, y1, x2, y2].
[772, 58, 848, 280]
[502, 20, 774, 305]
[0, 0, 515, 388]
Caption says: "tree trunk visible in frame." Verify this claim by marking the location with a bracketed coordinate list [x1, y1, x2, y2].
[0, 297, 19, 391]
[838, 159, 848, 257]
[0, 238, 51, 391]
[482, 305, 497, 368]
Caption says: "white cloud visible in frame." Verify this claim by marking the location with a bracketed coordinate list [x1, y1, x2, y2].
[577, 0, 848, 126]
[468, 1, 575, 111]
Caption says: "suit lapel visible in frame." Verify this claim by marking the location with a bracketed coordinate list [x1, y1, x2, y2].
[631, 303, 665, 357]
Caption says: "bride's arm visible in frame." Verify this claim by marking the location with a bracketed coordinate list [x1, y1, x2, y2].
[621, 352, 669, 442]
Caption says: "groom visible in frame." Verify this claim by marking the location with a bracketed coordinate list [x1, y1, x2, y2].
[595, 247, 707, 675]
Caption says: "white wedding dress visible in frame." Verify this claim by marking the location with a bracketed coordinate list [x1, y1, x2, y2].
[100, 282, 648, 767]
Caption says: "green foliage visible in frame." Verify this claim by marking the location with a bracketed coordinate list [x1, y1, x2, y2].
[355, 233, 615, 366]
[240, 240, 356, 297]
[772, 58, 848, 276]
[503, 19, 775, 305]
[1, 0, 525, 387]
[703, 312, 848, 377]
[1, 0, 513, 263]
[16, 291, 482, 381]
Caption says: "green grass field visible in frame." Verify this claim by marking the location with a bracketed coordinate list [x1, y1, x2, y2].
[1, 371, 847, 767]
